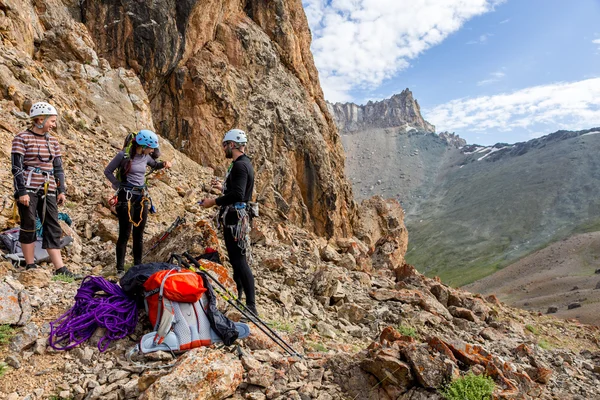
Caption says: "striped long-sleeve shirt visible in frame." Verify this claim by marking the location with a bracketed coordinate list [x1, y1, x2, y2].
[11, 130, 64, 195]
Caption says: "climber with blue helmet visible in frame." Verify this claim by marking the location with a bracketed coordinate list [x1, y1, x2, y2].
[104, 129, 172, 274]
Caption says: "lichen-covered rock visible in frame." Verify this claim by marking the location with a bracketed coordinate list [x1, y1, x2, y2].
[0, 277, 31, 325]
[140, 348, 243, 400]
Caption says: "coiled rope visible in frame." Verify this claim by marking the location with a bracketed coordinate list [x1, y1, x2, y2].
[49, 276, 138, 352]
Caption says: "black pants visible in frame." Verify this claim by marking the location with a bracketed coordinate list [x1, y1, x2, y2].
[116, 191, 148, 271]
[17, 190, 61, 249]
[224, 226, 256, 312]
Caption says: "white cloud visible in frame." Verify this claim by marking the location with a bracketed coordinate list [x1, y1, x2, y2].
[426, 78, 600, 135]
[499, 18, 510, 24]
[594, 38, 600, 49]
[477, 70, 506, 86]
[303, 0, 505, 102]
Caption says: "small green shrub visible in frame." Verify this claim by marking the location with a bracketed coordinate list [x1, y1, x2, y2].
[440, 372, 495, 400]
[306, 341, 327, 353]
[0, 362, 9, 378]
[538, 339, 552, 350]
[397, 324, 418, 338]
[270, 320, 294, 333]
[91, 77, 98, 83]
[0, 325, 15, 345]
[525, 324, 538, 335]
[119, 83, 125, 89]
[52, 274, 75, 283]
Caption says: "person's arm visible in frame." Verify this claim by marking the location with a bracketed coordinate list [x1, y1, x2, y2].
[11, 135, 27, 197]
[215, 163, 247, 206]
[53, 156, 66, 194]
[11, 153, 27, 197]
[146, 157, 165, 170]
[104, 152, 125, 189]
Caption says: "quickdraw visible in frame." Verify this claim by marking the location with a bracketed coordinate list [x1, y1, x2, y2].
[222, 203, 252, 265]
[125, 188, 151, 228]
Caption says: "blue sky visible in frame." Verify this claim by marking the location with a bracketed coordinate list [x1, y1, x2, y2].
[303, 0, 600, 145]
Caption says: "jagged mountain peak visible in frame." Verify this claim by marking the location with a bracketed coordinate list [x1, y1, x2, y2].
[326, 89, 435, 133]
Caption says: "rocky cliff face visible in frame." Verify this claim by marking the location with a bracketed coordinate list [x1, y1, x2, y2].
[327, 89, 436, 133]
[82, 0, 356, 237]
[1, 2, 599, 400]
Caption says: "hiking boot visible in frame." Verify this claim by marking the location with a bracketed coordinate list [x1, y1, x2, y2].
[25, 263, 38, 270]
[54, 267, 83, 280]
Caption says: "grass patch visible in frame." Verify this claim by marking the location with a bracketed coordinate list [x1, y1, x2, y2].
[525, 324, 539, 335]
[52, 273, 75, 283]
[0, 325, 15, 345]
[537, 339, 552, 350]
[439, 372, 495, 400]
[270, 320, 295, 333]
[305, 341, 328, 353]
[397, 324, 418, 339]
[65, 201, 77, 209]
[0, 362, 9, 378]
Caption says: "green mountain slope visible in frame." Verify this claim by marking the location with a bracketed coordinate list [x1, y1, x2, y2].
[405, 129, 600, 286]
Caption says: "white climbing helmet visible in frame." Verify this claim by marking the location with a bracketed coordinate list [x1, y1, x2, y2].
[30, 102, 58, 118]
[222, 129, 247, 144]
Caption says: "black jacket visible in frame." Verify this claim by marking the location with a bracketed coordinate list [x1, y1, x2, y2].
[216, 154, 254, 223]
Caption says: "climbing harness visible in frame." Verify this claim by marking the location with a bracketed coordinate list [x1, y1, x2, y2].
[221, 202, 253, 264]
[15, 167, 55, 232]
[121, 186, 151, 228]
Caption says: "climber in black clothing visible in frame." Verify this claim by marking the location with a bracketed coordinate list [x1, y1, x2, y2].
[200, 129, 257, 316]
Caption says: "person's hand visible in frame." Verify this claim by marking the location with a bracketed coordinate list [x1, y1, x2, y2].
[163, 161, 173, 169]
[57, 193, 66, 206]
[200, 198, 216, 208]
[18, 194, 30, 207]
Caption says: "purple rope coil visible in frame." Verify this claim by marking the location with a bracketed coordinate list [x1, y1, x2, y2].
[49, 276, 138, 352]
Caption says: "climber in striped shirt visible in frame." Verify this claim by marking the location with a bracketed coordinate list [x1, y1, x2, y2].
[11, 101, 79, 278]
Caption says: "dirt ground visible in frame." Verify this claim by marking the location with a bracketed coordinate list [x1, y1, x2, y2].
[465, 232, 600, 325]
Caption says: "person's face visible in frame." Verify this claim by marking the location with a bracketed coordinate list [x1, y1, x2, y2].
[37, 116, 57, 132]
[142, 146, 155, 155]
[223, 141, 234, 159]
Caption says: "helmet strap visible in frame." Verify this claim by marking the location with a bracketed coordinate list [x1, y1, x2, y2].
[34, 116, 49, 130]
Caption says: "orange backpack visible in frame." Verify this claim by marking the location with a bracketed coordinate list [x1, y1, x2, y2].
[143, 269, 210, 350]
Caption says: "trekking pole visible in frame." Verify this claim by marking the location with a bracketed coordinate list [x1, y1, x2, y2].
[168, 254, 300, 358]
[143, 216, 186, 259]
[181, 252, 303, 358]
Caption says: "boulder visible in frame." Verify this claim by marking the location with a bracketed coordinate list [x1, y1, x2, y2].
[140, 348, 243, 400]
[17, 268, 52, 289]
[0, 277, 31, 325]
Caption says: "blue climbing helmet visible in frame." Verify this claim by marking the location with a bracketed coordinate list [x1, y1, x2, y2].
[135, 129, 159, 149]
